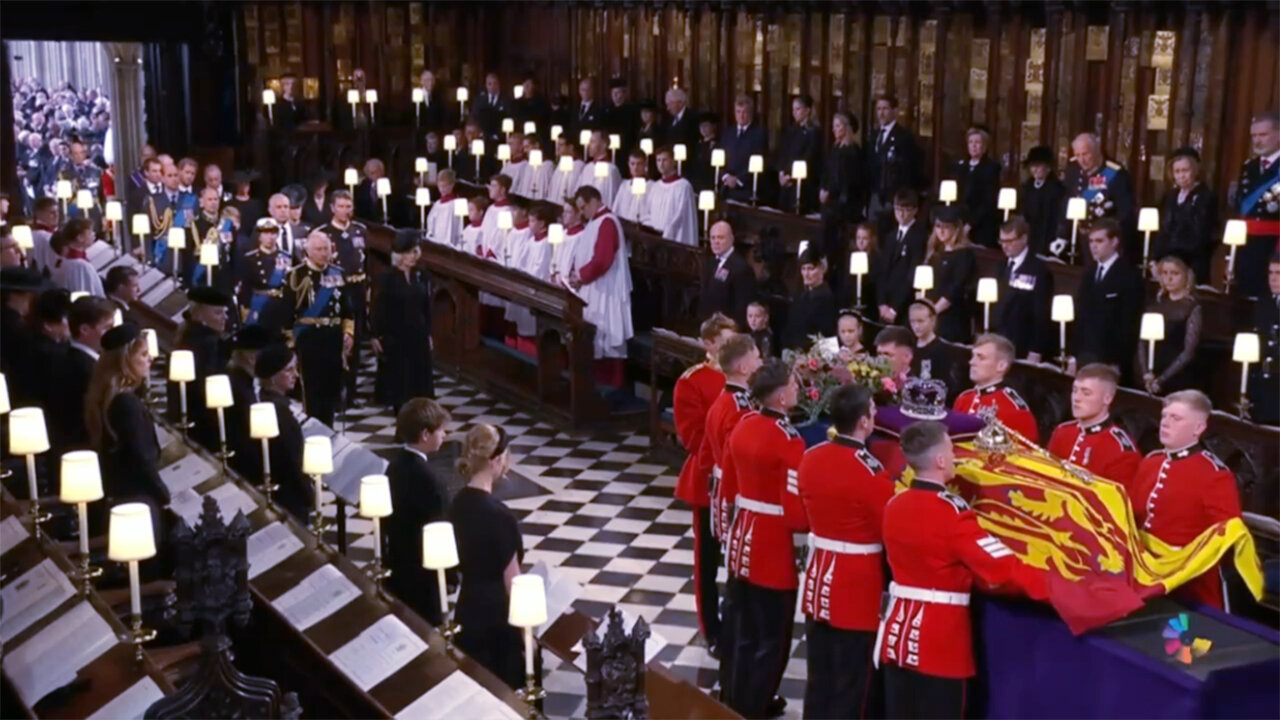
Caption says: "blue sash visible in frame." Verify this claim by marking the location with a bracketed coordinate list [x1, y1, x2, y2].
[1080, 166, 1118, 203]
[1239, 164, 1279, 215]
[292, 268, 339, 338]
[191, 220, 234, 288]
[246, 261, 288, 323]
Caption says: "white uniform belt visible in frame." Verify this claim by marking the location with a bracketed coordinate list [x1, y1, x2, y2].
[809, 534, 882, 555]
[736, 496, 784, 516]
[889, 581, 970, 606]
[712, 465, 722, 480]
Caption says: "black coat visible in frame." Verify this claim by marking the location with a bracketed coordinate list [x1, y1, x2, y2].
[417, 90, 449, 133]
[354, 178, 386, 225]
[473, 91, 510, 143]
[866, 123, 923, 204]
[992, 252, 1054, 358]
[274, 98, 309, 131]
[54, 345, 96, 450]
[782, 284, 837, 350]
[819, 143, 865, 223]
[603, 102, 639, 163]
[1020, 177, 1066, 257]
[667, 109, 699, 154]
[719, 123, 770, 203]
[374, 268, 435, 409]
[1154, 183, 1218, 284]
[692, 137, 720, 193]
[384, 448, 448, 624]
[1249, 293, 1279, 425]
[775, 122, 824, 213]
[258, 387, 312, 522]
[699, 250, 756, 330]
[102, 390, 169, 507]
[926, 246, 977, 343]
[167, 322, 226, 451]
[571, 99, 605, 137]
[1072, 257, 1145, 386]
[876, 220, 930, 322]
[952, 156, 1002, 248]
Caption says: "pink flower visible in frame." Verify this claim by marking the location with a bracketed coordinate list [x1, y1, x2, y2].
[882, 377, 898, 394]
[808, 358, 820, 371]
[808, 387, 821, 401]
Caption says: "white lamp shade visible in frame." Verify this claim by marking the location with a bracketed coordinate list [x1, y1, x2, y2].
[167, 227, 186, 249]
[108, 503, 156, 562]
[347, 89, 360, 105]
[376, 177, 391, 197]
[639, 138, 654, 155]
[698, 190, 716, 211]
[1233, 332, 1261, 363]
[0, 373, 9, 414]
[416, 187, 432, 207]
[199, 242, 219, 266]
[673, 144, 688, 161]
[76, 189, 94, 210]
[453, 197, 469, 218]
[359, 474, 393, 518]
[456, 87, 469, 103]
[913, 265, 935, 291]
[1140, 312, 1165, 342]
[508, 573, 548, 628]
[205, 374, 233, 409]
[1137, 207, 1160, 232]
[579, 129, 592, 146]
[558, 155, 575, 173]
[262, 88, 276, 105]
[471, 139, 485, 156]
[710, 148, 726, 168]
[529, 149, 544, 167]
[997, 187, 1017, 211]
[938, 180, 958, 203]
[248, 402, 279, 439]
[415, 157, 429, 173]
[142, 328, 159, 358]
[548, 223, 565, 245]
[1223, 219, 1248, 246]
[593, 161, 609, 179]
[497, 143, 511, 161]
[631, 177, 647, 195]
[70, 291, 89, 302]
[303, 435, 334, 475]
[344, 168, 359, 186]
[105, 200, 123, 221]
[502, 118, 515, 134]
[976, 277, 999, 303]
[422, 521, 459, 569]
[748, 154, 764, 173]
[365, 89, 378, 104]
[1066, 197, 1088, 220]
[1051, 294, 1075, 322]
[498, 209, 514, 231]
[791, 160, 808, 180]
[513, 85, 525, 99]
[60, 450, 104, 503]
[609, 134, 621, 150]
[11, 225, 33, 249]
[131, 214, 150, 236]
[443, 134, 457, 151]
[524, 121, 536, 135]
[168, 350, 196, 382]
[412, 87, 425, 104]
[849, 251, 869, 276]
[550, 125, 563, 141]
[9, 407, 50, 454]
[56, 180, 74, 199]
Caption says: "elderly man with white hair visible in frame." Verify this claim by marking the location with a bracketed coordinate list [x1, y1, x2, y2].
[1057, 132, 1135, 260]
[665, 86, 698, 151]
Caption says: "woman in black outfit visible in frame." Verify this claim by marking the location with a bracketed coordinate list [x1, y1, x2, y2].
[1154, 148, 1218, 285]
[925, 205, 977, 343]
[952, 126, 1003, 248]
[373, 230, 434, 411]
[301, 173, 332, 228]
[1138, 253, 1203, 395]
[819, 112, 864, 281]
[449, 423, 524, 690]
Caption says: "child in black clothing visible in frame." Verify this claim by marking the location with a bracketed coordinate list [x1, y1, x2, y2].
[746, 300, 776, 358]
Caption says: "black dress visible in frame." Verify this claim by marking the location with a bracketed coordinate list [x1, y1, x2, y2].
[1020, 177, 1066, 256]
[373, 267, 435, 410]
[819, 142, 866, 279]
[1154, 184, 1218, 285]
[449, 486, 524, 690]
[927, 246, 977, 343]
[258, 387, 313, 521]
[1140, 294, 1203, 395]
[953, 156, 1002, 247]
[782, 283, 837, 350]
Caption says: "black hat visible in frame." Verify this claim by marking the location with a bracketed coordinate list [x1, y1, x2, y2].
[0, 266, 47, 292]
[932, 204, 965, 226]
[187, 286, 231, 306]
[697, 111, 720, 125]
[101, 321, 140, 351]
[1170, 146, 1201, 163]
[281, 184, 307, 207]
[230, 169, 261, 186]
[392, 229, 421, 254]
[798, 246, 825, 267]
[34, 287, 71, 322]
[254, 343, 294, 379]
[1023, 145, 1055, 167]
[607, 77, 628, 90]
[233, 324, 275, 351]
[637, 99, 657, 112]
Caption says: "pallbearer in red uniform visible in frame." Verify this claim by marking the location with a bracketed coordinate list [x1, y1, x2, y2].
[1129, 390, 1242, 610]
[953, 333, 1040, 442]
[798, 384, 893, 720]
[1047, 363, 1141, 485]
[879, 420, 1050, 719]
[725, 359, 806, 719]
[701, 334, 762, 699]
[672, 312, 737, 652]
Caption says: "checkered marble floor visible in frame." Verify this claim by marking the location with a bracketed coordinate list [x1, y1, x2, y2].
[324, 359, 810, 719]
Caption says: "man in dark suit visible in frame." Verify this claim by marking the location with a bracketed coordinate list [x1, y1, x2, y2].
[385, 398, 452, 625]
[354, 158, 388, 225]
[55, 297, 116, 450]
[866, 95, 923, 218]
[692, 112, 721, 192]
[775, 94, 824, 214]
[699, 220, 755, 329]
[992, 217, 1053, 361]
[1248, 254, 1280, 424]
[473, 72, 509, 143]
[1069, 218, 1145, 387]
[127, 156, 164, 221]
[513, 76, 550, 143]
[1234, 112, 1280, 298]
[719, 95, 769, 204]
[603, 78, 638, 168]
[875, 189, 929, 326]
[275, 73, 309, 131]
[665, 87, 698, 155]
[415, 69, 448, 133]
[572, 77, 604, 139]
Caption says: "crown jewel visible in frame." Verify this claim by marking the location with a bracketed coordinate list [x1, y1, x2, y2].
[900, 370, 948, 420]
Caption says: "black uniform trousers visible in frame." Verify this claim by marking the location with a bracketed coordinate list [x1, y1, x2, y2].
[730, 582, 796, 719]
[883, 664, 967, 720]
[804, 622, 877, 720]
[296, 325, 344, 427]
[693, 506, 721, 645]
[718, 575, 742, 707]
[344, 287, 367, 406]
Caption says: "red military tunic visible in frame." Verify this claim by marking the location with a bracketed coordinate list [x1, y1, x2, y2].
[1129, 445, 1242, 610]
[704, 383, 753, 541]
[953, 383, 1039, 443]
[799, 436, 895, 631]
[673, 361, 724, 507]
[725, 408, 808, 590]
[879, 479, 1049, 679]
[1047, 417, 1141, 486]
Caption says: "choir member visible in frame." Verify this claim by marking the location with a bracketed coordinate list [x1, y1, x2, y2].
[552, 199, 586, 286]
[1138, 253, 1203, 395]
[698, 220, 756, 329]
[1069, 219, 1144, 387]
[798, 384, 892, 720]
[1247, 255, 1279, 424]
[1153, 147, 1218, 283]
[612, 150, 650, 224]
[719, 95, 769, 203]
[500, 132, 535, 198]
[645, 146, 699, 246]
[880, 421, 1048, 719]
[1047, 363, 1141, 485]
[746, 301, 776, 358]
[835, 310, 867, 361]
[460, 195, 490, 257]
[450, 424, 524, 689]
[664, 87, 698, 153]
[576, 130, 622, 204]
[254, 344, 312, 521]
[568, 186, 633, 388]
[1, 225, 21, 268]
[49, 219, 104, 297]
[775, 94, 823, 214]
[481, 174, 515, 258]
[782, 247, 837, 350]
[953, 333, 1039, 442]
[992, 216, 1053, 361]
[167, 286, 230, 450]
[1232, 111, 1279, 298]
[1129, 391, 1241, 610]
[426, 169, 462, 246]
[55, 296, 115, 449]
[545, 136, 584, 206]
[866, 94, 924, 216]
[876, 188, 929, 326]
[952, 126, 1002, 247]
[373, 230, 434, 410]
[819, 112, 865, 282]
[1019, 146, 1065, 256]
[385, 398, 452, 625]
[908, 300, 956, 390]
[1060, 133, 1134, 260]
[281, 232, 354, 427]
[925, 205, 978, 343]
[504, 203, 557, 355]
[724, 359, 804, 719]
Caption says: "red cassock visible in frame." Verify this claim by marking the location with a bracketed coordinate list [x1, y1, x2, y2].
[672, 362, 724, 508]
[1129, 445, 1242, 610]
[705, 384, 753, 540]
[879, 479, 1049, 679]
[798, 436, 895, 631]
[1046, 418, 1142, 486]
[724, 409, 808, 591]
[953, 384, 1040, 443]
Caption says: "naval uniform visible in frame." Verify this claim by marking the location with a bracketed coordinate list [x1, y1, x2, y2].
[281, 261, 355, 427]
[1248, 293, 1279, 425]
[1059, 159, 1135, 260]
[953, 382, 1039, 443]
[1233, 154, 1280, 298]
[1046, 417, 1141, 486]
[188, 212, 236, 294]
[315, 220, 370, 404]
[1128, 445, 1242, 610]
[238, 248, 294, 335]
[798, 435, 893, 720]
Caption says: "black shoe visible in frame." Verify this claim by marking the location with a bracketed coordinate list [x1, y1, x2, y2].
[765, 696, 787, 718]
[706, 641, 720, 660]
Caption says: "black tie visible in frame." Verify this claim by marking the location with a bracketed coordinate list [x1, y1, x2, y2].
[581, 103, 588, 119]
[1096, 266, 1105, 283]
[897, 228, 905, 244]
[1008, 259, 1016, 273]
